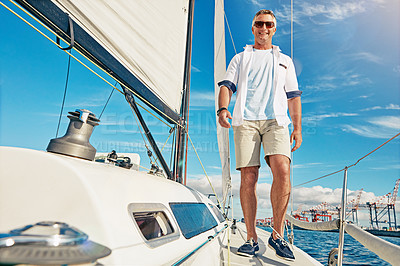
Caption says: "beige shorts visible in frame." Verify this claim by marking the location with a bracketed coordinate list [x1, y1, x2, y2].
[232, 119, 291, 170]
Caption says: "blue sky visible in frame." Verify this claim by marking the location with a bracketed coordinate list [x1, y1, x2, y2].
[0, 0, 399, 226]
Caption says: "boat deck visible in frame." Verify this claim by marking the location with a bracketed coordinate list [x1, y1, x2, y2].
[221, 222, 322, 265]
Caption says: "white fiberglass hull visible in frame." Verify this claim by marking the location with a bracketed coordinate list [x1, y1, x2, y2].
[0, 146, 226, 265]
[0, 146, 321, 265]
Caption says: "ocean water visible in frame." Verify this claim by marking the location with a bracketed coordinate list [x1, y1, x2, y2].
[259, 227, 400, 265]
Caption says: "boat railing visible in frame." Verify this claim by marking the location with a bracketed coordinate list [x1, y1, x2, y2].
[287, 132, 400, 266]
[286, 214, 400, 265]
[285, 215, 339, 231]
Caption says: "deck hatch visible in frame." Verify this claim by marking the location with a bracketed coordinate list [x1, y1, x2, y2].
[169, 203, 218, 239]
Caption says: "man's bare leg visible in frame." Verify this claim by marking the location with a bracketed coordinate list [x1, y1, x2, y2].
[240, 166, 259, 242]
[269, 155, 291, 240]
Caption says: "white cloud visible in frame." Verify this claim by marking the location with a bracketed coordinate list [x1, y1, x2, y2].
[275, 1, 366, 26]
[304, 83, 337, 92]
[293, 162, 324, 169]
[305, 112, 358, 122]
[299, 2, 363, 21]
[351, 52, 383, 64]
[361, 104, 400, 112]
[191, 91, 216, 102]
[342, 116, 400, 138]
[368, 116, 400, 129]
[191, 65, 201, 73]
[275, 0, 386, 28]
[247, 0, 264, 8]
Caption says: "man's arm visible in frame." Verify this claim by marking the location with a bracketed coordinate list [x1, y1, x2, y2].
[218, 85, 233, 128]
[288, 96, 302, 152]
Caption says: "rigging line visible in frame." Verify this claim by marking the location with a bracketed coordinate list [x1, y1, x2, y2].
[55, 52, 72, 138]
[170, 127, 176, 170]
[294, 132, 400, 188]
[99, 81, 118, 119]
[154, 129, 174, 164]
[135, 100, 172, 129]
[347, 132, 400, 168]
[138, 165, 151, 171]
[186, 132, 224, 214]
[5, 0, 182, 129]
[129, 104, 159, 168]
[291, 0, 293, 60]
[294, 168, 346, 188]
[222, 3, 237, 55]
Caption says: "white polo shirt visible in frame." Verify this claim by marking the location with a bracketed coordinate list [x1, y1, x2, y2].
[218, 45, 301, 127]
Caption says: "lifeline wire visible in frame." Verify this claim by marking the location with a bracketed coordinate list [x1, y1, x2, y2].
[294, 132, 400, 188]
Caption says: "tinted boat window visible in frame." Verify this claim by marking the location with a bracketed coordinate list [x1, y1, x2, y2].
[128, 203, 180, 248]
[170, 203, 218, 239]
[133, 211, 174, 240]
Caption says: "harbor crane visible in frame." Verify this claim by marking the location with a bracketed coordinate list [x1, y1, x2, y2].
[364, 178, 399, 230]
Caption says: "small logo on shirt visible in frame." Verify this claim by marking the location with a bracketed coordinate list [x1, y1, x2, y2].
[279, 63, 287, 69]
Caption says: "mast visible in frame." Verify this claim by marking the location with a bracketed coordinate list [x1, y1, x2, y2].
[173, 0, 195, 183]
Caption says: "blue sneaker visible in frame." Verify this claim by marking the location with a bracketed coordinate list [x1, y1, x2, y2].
[268, 235, 295, 261]
[237, 238, 259, 257]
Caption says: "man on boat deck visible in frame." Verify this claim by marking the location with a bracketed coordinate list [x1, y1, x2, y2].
[217, 9, 302, 261]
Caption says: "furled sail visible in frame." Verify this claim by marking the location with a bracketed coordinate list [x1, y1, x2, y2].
[214, 0, 231, 211]
[16, 0, 191, 123]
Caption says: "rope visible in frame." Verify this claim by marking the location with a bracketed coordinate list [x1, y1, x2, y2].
[55, 53, 71, 137]
[99, 82, 117, 119]
[186, 132, 224, 214]
[294, 132, 400, 188]
[154, 129, 174, 164]
[170, 127, 176, 170]
[135, 101, 172, 129]
[128, 104, 159, 168]
[138, 165, 151, 171]
[223, 8, 237, 55]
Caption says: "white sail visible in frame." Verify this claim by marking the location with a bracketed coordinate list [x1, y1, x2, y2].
[51, 0, 190, 113]
[214, 0, 231, 210]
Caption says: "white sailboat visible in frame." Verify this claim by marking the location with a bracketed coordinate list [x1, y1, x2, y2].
[0, 0, 323, 265]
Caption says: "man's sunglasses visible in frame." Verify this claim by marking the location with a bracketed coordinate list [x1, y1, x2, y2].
[253, 21, 275, 29]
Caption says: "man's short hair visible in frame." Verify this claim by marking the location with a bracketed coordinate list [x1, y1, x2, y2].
[252, 9, 277, 27]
